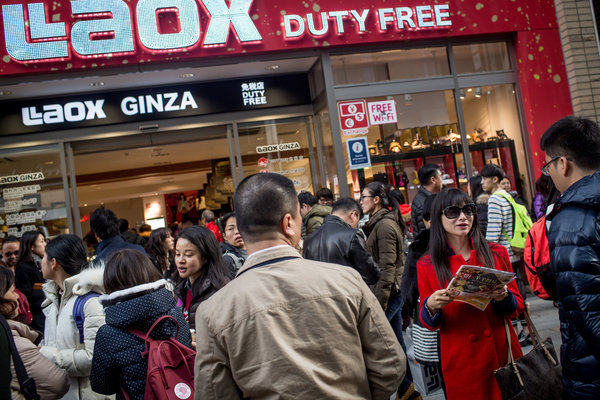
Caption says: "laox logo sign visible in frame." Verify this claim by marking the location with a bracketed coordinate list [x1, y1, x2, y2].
[2, 0, 262, 62]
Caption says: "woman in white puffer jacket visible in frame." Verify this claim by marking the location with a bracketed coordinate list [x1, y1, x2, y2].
[39, 234, 112, 400]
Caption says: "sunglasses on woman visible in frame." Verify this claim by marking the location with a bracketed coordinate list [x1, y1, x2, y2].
[443, 204, 477, 219]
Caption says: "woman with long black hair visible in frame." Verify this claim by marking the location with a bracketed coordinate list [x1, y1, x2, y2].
[174, 226, 231, 329]
[14, 230, 46, 331]
[144, 227, 175, 278]
[417, 188, 524, 399]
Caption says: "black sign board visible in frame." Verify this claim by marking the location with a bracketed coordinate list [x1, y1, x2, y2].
[0, 74, 311, 136]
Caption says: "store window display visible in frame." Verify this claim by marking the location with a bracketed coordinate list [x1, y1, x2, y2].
[460, 84, 530, 202]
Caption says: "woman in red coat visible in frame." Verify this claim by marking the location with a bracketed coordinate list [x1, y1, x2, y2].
[417, 188, 524, 400]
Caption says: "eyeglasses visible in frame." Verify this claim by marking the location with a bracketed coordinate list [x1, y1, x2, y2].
[540, 155, 571, 176]
[2, 251, 18, 257]
[443, 204, 477, 219]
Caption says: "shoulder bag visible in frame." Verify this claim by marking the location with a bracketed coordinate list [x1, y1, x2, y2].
[494, 309, 562, 400]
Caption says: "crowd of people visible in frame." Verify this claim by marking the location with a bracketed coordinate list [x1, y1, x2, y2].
[0, 115, 599, 400]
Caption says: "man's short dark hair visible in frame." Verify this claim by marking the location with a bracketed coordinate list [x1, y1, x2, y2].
[480, 164, 505, 181]
[540, 116, 600, 171]
[332, 197, 362, 218]
[418, 164, 441, 186]
[90, 206, 120, 240]
[316, 187, 333, 201]
[118, 219, 129, 234]
[234, 173, 298, 241]
[1, 236, 19, 250]
[298, 191, 317, 207]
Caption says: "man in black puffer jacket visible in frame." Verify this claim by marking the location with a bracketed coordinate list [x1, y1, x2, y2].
[541, 116, 600, 399]
[303, 198, 380, 286]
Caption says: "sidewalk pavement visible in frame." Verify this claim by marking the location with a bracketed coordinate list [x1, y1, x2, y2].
[409, 295, 561, 400]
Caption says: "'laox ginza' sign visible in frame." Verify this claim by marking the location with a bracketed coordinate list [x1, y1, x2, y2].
[1, 0, 452, 62]
[0, 74, 310, 135]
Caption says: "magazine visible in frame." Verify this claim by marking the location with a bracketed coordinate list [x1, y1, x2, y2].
[446, 265, 516, 311]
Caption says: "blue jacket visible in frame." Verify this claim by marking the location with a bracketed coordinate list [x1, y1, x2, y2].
[547, 169, 600, 399]
[90, 281, 192, 400]
[94, 235, 146, 265]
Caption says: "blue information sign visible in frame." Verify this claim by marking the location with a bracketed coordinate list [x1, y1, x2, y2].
[346, 136, 371, 170]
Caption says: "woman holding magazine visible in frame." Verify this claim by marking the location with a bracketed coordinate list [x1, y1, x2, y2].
[417, 188, 524, 400]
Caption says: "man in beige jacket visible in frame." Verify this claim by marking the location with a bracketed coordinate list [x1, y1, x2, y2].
[194, 173, 406, 400]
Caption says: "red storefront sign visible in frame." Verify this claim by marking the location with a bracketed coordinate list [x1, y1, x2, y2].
[0, 0, 575, 172]
[0, 0, 558, 77]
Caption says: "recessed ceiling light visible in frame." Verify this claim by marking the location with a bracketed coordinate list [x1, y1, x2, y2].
[265, 65, 280, 70]
[0, 90, 12, 96]
[180, 73, 195, 78]
[89, 81, 105, 87]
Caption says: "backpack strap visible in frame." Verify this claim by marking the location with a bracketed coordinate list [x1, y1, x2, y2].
[73, 292, 101, 344]
[0, 315, 40, 400]
[128, 315, 181, 352]
[496, 191, 517, 241]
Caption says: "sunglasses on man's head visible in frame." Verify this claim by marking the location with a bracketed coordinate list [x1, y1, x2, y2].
[443, 204, 477, 219]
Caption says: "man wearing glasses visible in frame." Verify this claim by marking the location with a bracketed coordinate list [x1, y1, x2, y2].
[540, 116, 600, 400]
[0, 236, 20, 272]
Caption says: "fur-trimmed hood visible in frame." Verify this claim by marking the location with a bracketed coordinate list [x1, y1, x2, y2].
[476, 193, 491, 205]
[98, 279, 167, 307]
[42, 262, 106, 308]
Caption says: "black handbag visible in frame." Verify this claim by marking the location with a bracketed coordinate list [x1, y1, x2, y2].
[494, 310, 562, 400]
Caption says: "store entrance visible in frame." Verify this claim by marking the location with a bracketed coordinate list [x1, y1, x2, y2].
[71, 116, 318, 235]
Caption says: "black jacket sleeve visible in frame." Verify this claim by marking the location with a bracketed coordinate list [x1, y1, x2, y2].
[347, 232, 380, 286]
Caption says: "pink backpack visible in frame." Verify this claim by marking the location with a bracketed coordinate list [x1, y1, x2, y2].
[128, 315, 196, 400]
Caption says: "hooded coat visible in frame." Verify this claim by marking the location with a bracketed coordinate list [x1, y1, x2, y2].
[301, 204, 332, 239]
[362, 208, 404, 310]
[546, 169, 600, 399]
[8, 319, 70, 400]
[90, 280, 192, 400]
[40, 265, 110, 400]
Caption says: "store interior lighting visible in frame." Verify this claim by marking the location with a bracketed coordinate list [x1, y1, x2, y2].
[475, 87, 482, 98]
[459, 89, 466, 99]
[404, 94, 413, 105]
[389, 140, 401, 152]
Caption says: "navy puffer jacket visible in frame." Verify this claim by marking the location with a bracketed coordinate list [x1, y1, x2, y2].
[90, 280, 192, 400]
[547, 169, 600, 399]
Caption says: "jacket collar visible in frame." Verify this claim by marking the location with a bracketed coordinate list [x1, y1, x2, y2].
[549, 169, 600, 219]
[99, 279, 166, 306]
[323, 214, 350, 228]
[95, 235, 126, 253]
[418, 186, 433, 196]
[363, 207, 392, 236]
[238, 245, 301, 276]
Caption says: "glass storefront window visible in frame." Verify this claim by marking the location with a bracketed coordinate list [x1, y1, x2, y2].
[0, 146, 69, 239]
[331, 47, 450, 85]
[341, 90, 460, 203]
[315, 109, 341, 198]
[460, 84, 530, 201]
[453, 42, 511, 74]
[237, 117, 317, 193]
